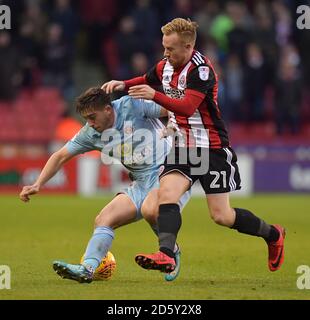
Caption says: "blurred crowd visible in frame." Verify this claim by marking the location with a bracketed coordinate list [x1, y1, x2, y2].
[0, 0, 309, 135]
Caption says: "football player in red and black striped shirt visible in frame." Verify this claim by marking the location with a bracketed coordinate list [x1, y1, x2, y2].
[102, 18, 285, 276]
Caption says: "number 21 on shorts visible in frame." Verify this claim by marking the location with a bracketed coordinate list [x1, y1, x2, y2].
[210, 171, 227, 188]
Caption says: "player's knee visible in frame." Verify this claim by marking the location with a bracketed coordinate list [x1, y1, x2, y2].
[94, 211, 112, 227]
[94, 213, 104, 227]
[158, 186, 179, 203]
[209, 207, 233, 226]
[211, 213, 227, 226]
[141, 203, 158, 225]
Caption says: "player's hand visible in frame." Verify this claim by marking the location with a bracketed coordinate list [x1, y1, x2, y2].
[128, 85, 155, 100]
[160, 127, 176, 139]
[101, 80, 125, 94]
[19, 184, 40, 202]
[160, 122, 177, 139]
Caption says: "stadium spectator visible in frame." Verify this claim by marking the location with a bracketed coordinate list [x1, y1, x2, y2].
[49, 0, 79, 47]
[275, 44, 302, 135]
[209, 2, 235, 53]
[130, 0, 160, 62]
[272, 0, 293, 47]
[252, 3, 278, 86]
[18, 21, 42, 88]
[224, 54, 244, 122]
[0, 31, 22, 101]
[172, 0, 194, 20]
[226, 1, 252, 64]
[193, 0, 220, 41]
[112, 16, 142, 78]
[243, 42, 267, 121]
[130, 52, 150, 78]
[21, 0, 48, 45]
[42, 23, 74, 100]
[79, 0, 119, 61]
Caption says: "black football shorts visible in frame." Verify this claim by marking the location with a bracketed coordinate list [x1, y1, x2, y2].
[159, 147, 241, 194]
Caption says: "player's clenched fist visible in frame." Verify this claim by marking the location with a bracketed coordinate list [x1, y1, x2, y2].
[101, 80, 125, 94]
[19, 184, 40, 202]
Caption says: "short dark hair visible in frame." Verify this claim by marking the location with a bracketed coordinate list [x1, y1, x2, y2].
[76, 87, 111, 114]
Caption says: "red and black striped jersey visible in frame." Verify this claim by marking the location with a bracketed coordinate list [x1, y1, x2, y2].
[145, 50, 230, 149]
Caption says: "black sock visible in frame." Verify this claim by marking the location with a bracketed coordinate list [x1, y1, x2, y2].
[160, 247, 175, 258]
[232, 208, 280, 242]
[268, 225, 280, 242]
[158, 203, 181, 258]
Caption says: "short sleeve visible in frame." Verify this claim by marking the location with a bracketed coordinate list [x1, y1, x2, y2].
[65, 126, 96, 155]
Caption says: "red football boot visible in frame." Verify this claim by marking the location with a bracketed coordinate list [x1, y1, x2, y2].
[135, 251, 176, 273]
[267, 224, 286, 271]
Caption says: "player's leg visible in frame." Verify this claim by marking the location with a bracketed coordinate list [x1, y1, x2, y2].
[157, 172, 190, 258]
[136, 172, 191, 273]
[202, 147, 285, 271]
[141, 188, 190, 281]
[82, 193, 137, 269]
[206, 193, 285, 271]
[207, 192, 278, 236]
[205, 193, 235, 227]
[53, 194, 137, 282]
[141, 189, 159, 226]
[141, 187, 190, 240]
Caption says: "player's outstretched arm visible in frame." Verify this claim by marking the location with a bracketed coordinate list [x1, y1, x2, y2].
[129, 85, 205, 117]
[101, 80, 125, 94]
[19, 146, 74, 202]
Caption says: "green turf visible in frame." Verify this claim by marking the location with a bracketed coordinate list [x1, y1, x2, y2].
[0, 194, 309, 300]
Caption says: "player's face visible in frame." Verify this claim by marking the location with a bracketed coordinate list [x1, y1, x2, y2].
[82, 106, 114, 133]
[162, 33, 193, 69]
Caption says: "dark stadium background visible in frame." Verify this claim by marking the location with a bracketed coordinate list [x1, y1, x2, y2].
[0, 0, 309, 194]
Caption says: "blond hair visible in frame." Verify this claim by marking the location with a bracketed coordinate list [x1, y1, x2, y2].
[161, 18, 198, 45]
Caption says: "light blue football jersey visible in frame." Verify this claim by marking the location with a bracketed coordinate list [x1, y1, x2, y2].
[65, 96, 191, 217]
[66, 95, 171, 179]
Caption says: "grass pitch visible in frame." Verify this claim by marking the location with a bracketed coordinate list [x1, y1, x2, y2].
[0, 194, 309, 300]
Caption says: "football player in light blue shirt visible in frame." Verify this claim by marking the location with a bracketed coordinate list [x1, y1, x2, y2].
[19, 87, 190, 283]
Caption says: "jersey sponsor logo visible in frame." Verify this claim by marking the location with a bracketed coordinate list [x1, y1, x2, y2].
[198, 66, 209, 81]
[163, 87, 185, 99]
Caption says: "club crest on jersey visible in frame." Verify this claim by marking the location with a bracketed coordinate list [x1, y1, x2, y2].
[178, 75, 186, 88]
[124, 124, 134, 135]
[198, 66, 209, 81]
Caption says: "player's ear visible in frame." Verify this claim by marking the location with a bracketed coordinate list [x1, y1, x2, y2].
[105, 105, 113, 113]
[185, 42, 192, 50]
